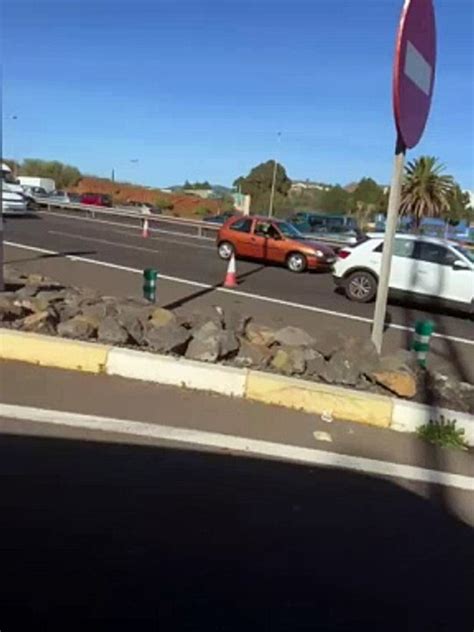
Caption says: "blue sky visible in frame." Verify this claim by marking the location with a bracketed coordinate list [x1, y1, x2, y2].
[3, 0, 473, 189]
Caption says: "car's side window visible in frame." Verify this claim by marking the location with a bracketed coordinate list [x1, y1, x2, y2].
[373, 239, 415, 258]
[394, 239, 416, 258]
[230, 218, 253, 233]
[414, 242, 457, 266]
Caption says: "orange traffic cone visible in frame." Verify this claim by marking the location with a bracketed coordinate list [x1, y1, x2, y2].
[224, 252, 238, 288]
[142, 218, 149, 238]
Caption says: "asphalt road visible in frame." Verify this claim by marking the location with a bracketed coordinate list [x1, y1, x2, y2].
[1, 430, 473, 630]
[6, 211, 474, 337]
[1, 361, 473, 631]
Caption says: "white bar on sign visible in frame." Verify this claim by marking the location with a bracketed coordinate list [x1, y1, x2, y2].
[404, 41, 432, 96]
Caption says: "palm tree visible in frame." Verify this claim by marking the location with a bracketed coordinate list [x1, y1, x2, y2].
[400, 156, 454, 231]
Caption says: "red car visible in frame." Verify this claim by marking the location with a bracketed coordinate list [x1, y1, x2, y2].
[217, 215, 336, 273]
[80, 193, 113, 207]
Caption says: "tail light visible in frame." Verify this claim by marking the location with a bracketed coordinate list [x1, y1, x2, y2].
[338, 249, 351, 259]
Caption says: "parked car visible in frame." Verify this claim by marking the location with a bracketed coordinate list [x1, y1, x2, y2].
[288, 213, 364, 248]
[204, 210, 241, 224]
[217, 215, 336, 272]
[22, 186, 49, 198]
[79, 193, 113, 207]
[44, 190, 74, 204]
[333, 234, 474, 314]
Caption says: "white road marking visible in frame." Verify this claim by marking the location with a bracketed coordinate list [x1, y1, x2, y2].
[39, 209, 215, 242]
[5, 241, 474, 346]
[404, 41, 432, 96]
[1, 403, 472, 490]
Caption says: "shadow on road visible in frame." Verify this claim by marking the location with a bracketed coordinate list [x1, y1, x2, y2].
[0, 433, 472, 631]
[163, 264, 266, 311]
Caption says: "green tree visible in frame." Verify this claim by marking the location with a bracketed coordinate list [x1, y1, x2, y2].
[400, 156, 454, 229]
[19, 159, 82, 189]
[350, 178, 385, 209]
[445, 184, 472, 225]
[233, 160, 292, 215]
[319, 185, 351, 213]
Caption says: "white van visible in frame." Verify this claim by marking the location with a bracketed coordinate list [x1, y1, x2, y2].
[17, 176, 56, 194]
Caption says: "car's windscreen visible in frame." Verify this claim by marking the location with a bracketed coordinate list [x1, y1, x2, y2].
[454, 245, 474, 263]
[276, 221, 303, 238]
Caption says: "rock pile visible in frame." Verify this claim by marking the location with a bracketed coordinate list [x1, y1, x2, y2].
[2, 266, 473, 412]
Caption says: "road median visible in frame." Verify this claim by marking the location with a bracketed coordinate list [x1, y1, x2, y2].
[2, 329, 472, 444]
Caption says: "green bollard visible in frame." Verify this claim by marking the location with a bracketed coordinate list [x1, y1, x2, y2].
[412, 320, 434, 367]
[143, 268, 158, 303]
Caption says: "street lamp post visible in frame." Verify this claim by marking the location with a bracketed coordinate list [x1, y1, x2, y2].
[268, 132, 281, 218]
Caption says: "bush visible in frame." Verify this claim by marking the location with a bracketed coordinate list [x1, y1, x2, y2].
[417, 416, 467, 450]
[155, 196, 174, 210]
[195, 205, 212, 217]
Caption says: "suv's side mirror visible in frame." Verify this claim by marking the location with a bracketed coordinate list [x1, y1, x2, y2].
[452, 259, 470, 270]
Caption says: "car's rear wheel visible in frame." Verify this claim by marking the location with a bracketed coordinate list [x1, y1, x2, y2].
[218, 241, 234, 261]
[287, 252, 307, 273]
[345, 270, 377, 302]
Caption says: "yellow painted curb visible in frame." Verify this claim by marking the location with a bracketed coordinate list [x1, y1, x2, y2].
[0, 330, 110, 374]
[246, 371, 393, 428]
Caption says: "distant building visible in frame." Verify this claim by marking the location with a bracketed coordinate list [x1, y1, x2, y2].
[184, 188, 213, 199]
[232, 192, 251, 215]
[290, 180, 331, 194]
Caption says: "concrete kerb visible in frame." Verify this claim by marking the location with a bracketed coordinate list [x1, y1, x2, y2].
[392, 399, 474, 445]
[1, 330, 473, 443]
[0, 329, 110, 374]
[107, 347, 247, 397]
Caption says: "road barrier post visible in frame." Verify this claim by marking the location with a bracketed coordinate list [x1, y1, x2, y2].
[143, 268, 158, 303]
[412, 320, 434, 367]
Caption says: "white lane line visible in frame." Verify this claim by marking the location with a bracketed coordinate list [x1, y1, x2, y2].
[48, 230, 214, 254]
[1, 403, 472, 490]
[5, 241, 474, 346]
[39, 209, 215, 242]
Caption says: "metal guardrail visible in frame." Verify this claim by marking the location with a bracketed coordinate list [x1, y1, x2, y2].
[35, 199, 361, 250]
[35, 199, 220, 239]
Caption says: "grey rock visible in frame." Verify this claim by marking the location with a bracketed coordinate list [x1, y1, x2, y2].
[219, 330, 240, 358]
[0, 296, 25, 322]
[57, 316, 96, 340]
[186, 335, 220, 362]
[21, 309, 58, 333]
[305, 354, 327, 378]
[245, 323, 276, 347]
[35, 289, 68, 305]
[187, 307, 224, 330]
[271, 347, 306, 375]
[145, 323, 191, 354]
[149, 307, 176, 328]
[321, 350, 360, 385]
[274, 326, 315, 348]
[81, 302, 108, 321]
[428, 372, 474, 414]
[313, 331, 347, 358]
[192, 320, 222, 341]
[120, 315, 144, 345]
[97, 317, 130, 345]
[234, 340, 273, 368]
[15, 285, 40, 300]
[225, 310, 250, 336]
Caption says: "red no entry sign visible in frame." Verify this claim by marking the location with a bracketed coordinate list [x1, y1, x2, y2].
[393, 0, 436, 149]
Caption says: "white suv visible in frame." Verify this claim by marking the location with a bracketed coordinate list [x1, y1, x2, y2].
[333, 234, 474, 314]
